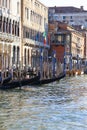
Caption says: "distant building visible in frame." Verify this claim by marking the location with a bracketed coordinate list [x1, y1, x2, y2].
[72, 25, 87, 62]
[48, 6, 87, 28]
[21, 0, 49, 69]
[48, 6, 87, 64]
[48, 21, 84, 69]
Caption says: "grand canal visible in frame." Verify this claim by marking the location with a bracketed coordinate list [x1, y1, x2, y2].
[0, 75, 87, 130]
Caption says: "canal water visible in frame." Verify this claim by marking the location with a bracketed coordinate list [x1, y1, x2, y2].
[0, 75, 87, 130]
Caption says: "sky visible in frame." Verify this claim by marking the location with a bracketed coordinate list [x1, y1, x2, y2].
[40, 0, 87, 10]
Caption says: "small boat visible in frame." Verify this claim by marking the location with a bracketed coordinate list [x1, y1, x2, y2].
[0, 71, 12, 84]
[84, 69, 87, 74]
[0, 71, 2, 84]
[0, 75, 40, 90]
[2, 72, 12, 84]
[31, 73, 65, 85]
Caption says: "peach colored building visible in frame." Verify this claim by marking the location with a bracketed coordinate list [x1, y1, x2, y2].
[48, 21, 84, 69]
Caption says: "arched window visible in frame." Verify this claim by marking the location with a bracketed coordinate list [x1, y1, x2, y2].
[17, 46, 19, 64]
[0, 0, 1, 5]
[15, 22, 17, 36]
[13, 46, 16, 64]
[9, 19, 11, 33]
[6, 18, 8, 33]
[24, 48, 26, 65]
[3, 17, 5, 32]
[17, 22, 19, 36]
[12, 20, 14, 34]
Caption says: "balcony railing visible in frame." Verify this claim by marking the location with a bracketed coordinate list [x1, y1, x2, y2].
[23, 38, 50, 48]
[51, 41, 66, 45]
[0, 32, 20, 42]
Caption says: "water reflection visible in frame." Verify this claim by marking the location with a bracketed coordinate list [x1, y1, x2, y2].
[0, 75, 87, 129]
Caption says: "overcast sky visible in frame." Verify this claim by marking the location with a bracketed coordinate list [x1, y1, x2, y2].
[39, 0, 87, 10]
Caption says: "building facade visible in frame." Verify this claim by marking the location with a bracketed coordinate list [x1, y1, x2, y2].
[48, 6, 87, 28]
[49, 21, 84, 70]
[0, 0, 21, 70]
[48, 6, 87, 64]
[21, 0, 49, 70]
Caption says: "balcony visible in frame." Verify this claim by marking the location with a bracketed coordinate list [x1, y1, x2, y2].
[51, 41, 66, 46]
[23, 38, 50, 48]
[0, 32, 20, 43]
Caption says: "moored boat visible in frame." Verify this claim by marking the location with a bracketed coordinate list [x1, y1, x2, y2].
[0, 74, 40, 90]
[2, 72, 12, 84]
[30, 72, 65, 85]
[0, 71, 12, 84]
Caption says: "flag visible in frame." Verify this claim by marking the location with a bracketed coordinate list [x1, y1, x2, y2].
[36, 32, 39, 41]
[43, 32, 46, 45]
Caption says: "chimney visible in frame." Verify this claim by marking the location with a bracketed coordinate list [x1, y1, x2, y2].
[80, 6, 84, 11]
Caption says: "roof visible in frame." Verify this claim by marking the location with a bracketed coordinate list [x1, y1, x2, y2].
[49, 6, 87, 13]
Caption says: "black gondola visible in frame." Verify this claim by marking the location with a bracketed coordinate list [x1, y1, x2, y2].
[0, 75, 40, 90]
[2, 72, 12, 84]
[31, 73, 65, 85]
[0, 71, 12, 84]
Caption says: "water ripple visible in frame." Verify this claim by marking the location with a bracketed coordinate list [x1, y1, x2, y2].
[0, 75, 87, 129]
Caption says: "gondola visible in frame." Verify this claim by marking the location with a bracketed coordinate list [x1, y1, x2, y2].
[0, 74, 40, 90]
[2, 72, 12, 84]
[0, 71, 12, 84]
[30, 72, 65, 85]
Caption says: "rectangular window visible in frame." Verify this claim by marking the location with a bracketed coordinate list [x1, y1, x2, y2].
[9, 0, 10, 9]
[2, 0, 7, 7]
[25, 7, 29, 20]
[63, 16, 66, 19]
[2, 0, 4, 6]
[27, 8, 29, 19]
[17, 2, 19, 14]
[5, 0, 7, 7]
[70, 16, 72, 19]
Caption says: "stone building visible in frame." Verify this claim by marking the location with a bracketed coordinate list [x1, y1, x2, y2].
[0, 0, 21, 70]
[48, 6, 87, 28]
[48, 21, 84, 70]
[21, 0, 49, 70]
[48, 6, 87, 65]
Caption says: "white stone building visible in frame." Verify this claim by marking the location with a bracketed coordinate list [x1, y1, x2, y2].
[48, 6, 87, 28]
[0, 0, 21, 70]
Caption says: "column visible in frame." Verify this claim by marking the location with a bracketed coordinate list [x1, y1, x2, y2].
[29, 48, 31, 67]
[6, 44, 9, 69]
[2, 41, 4, 71]
[2, 17, 4, 32]
[52, 50, 56, 77]
[40, 48, 43, 79]
[26, 48, 28, 67]
[23, 47, 25, 68]
[10, 45, 13, 68]
[15, 46, 17, 67]
[27, 48, 29, 67]
[63, 52, 66, 74]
